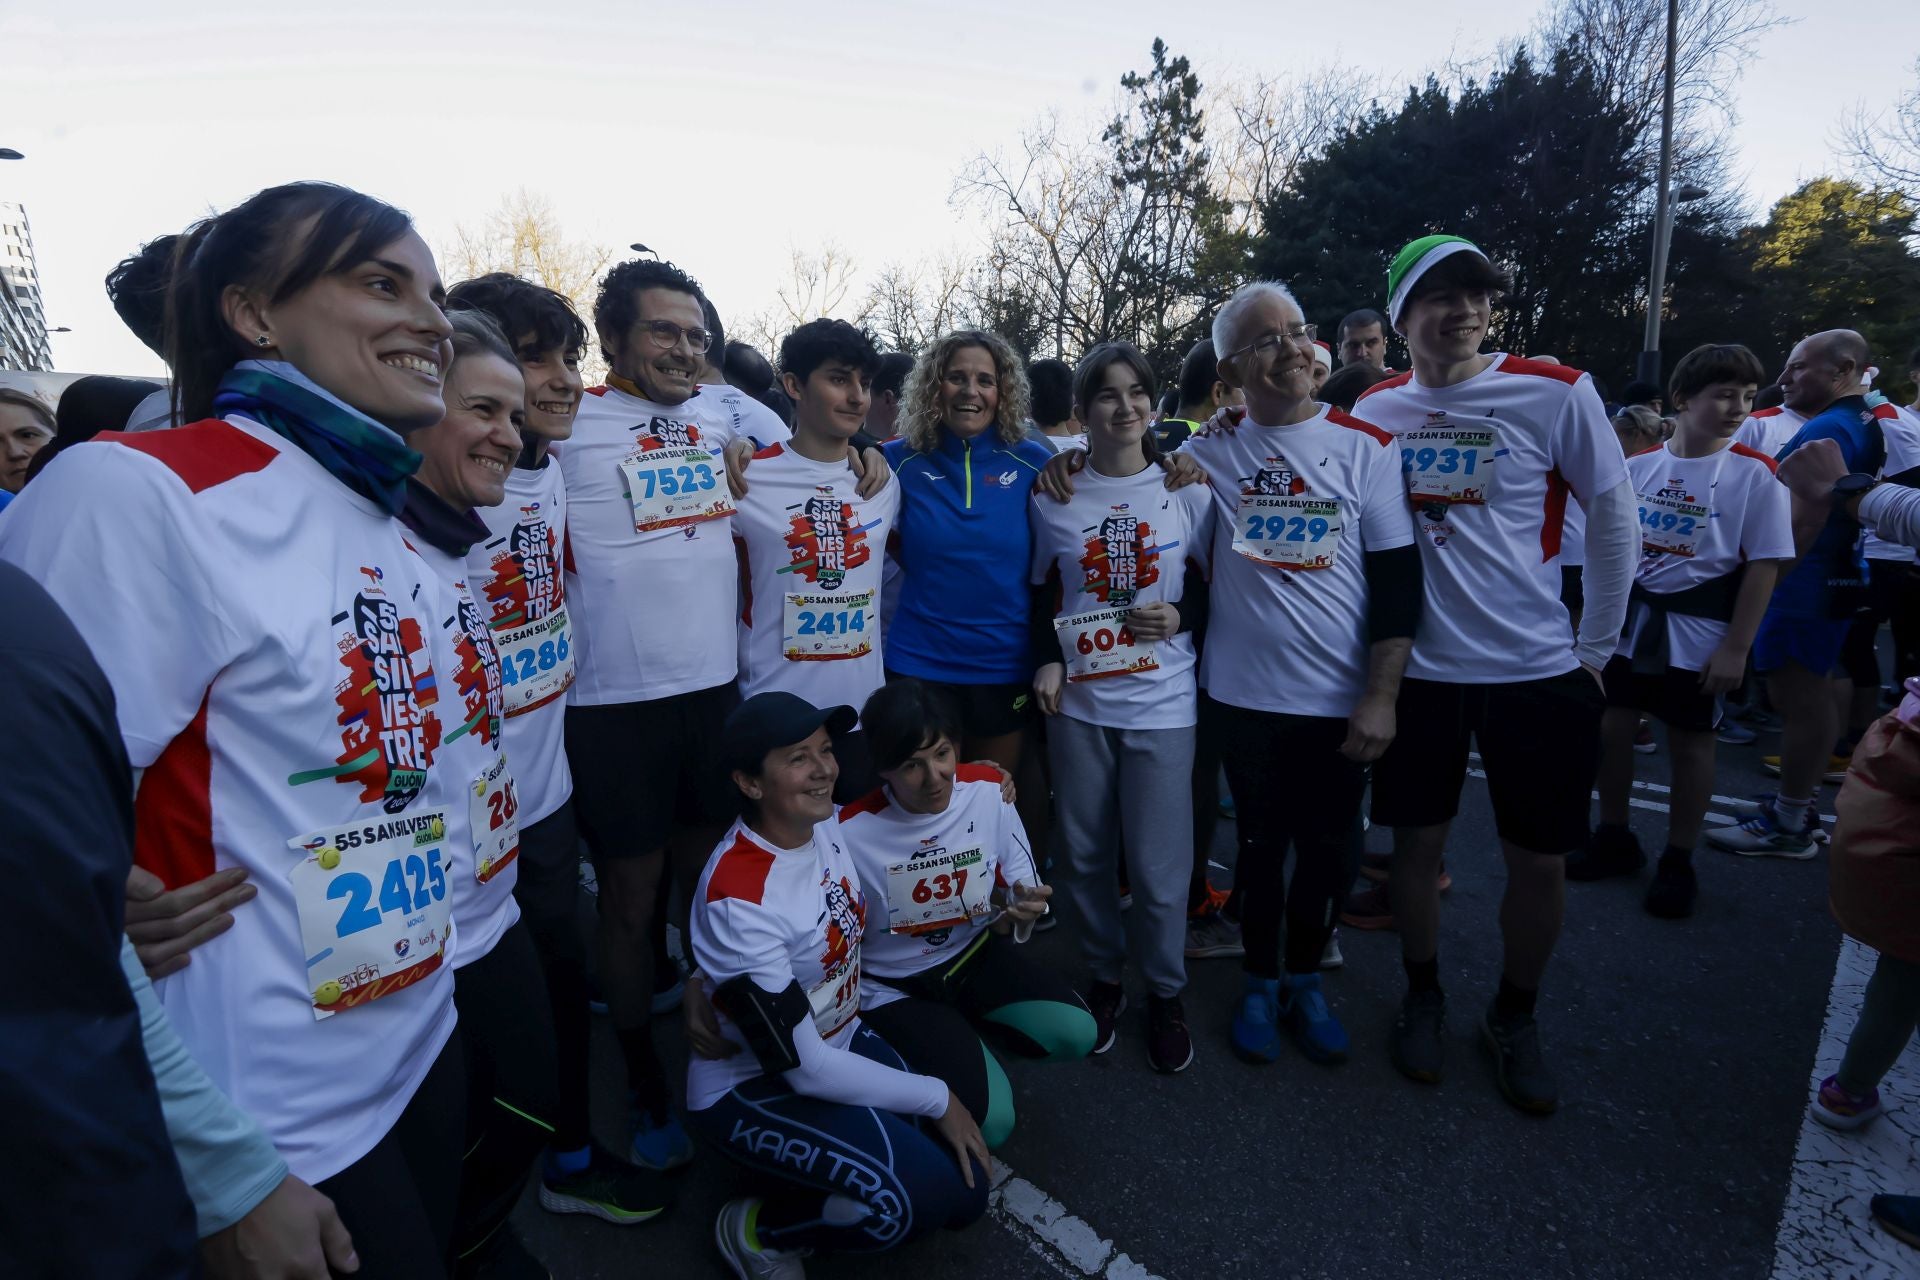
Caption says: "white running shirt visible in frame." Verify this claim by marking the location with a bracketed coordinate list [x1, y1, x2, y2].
[0, 416, 458, 1184]
[1864, 404, 1920, 565]
[1029, 463, 1213, 729]
[466, 458, 573, 825]
[1733, 405, 1808, 458]
[558, 383, 743, 704]
[732, 443, 901, 718]
[1615, 442, 1794, 671]
[1357, 355, 1629, 684]
[1179, 405, 1415, 717]
[836, 769, 1040, 1004]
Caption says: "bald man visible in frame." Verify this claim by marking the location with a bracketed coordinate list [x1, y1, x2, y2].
[1709, 330, 1887, 858]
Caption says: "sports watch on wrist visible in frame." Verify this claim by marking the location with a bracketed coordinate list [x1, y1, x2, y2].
[1832, 473, 1877, 504]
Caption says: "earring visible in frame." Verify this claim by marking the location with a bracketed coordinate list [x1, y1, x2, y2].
[255, 335, 272, 348]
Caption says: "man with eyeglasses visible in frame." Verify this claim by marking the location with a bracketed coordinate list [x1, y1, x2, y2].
[1353, 236, 1637, 1115]
[558, 257, 777, 1173]
[1180, 282, 1422, 1069]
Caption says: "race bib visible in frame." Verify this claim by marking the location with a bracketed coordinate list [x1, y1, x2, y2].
[1637, 492, 1710, 558]
[288, 809, 453, 1020]
[1400, 428, 1497, 505]
[619, 448, 733, 532]
[1233, 494, 1343, 570]
[493, 605, 574, 714]
[1053, 607, 1159, 682]
[884, 845, 992, 935]
[808, 955, 861, 1039]
[468, 755, 521, 884]
[783, 591, 875, 661]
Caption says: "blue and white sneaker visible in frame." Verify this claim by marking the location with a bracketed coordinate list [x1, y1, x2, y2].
[631, 1107, 696, 1171]
[1279, 973, 1349, 1064]
[1705, 795, 1818, 859]
[1230, 975, 1282, 1063]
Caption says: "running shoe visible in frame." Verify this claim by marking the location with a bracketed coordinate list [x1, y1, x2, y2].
[1230, 975, 1283, 1064]
[1811, 1074, 1884, 1130]
[630, 1107, 695, 1171]
[462, 1224, 550, 1280]
[1704, 796, 1819, 859]
[1715, 720, 1758, 745]
[1761, 753, 1852, 784]
[1340, 882, 1396, 931]
[539, 1143, 676, 1225]
[1566, 824, 1645, 882]
[1184, 911, 1245, 959]
[715, 1199, 808, 1279]
[1481, 1008, 1559, 1115]
[1390, 989, 1446, 1084]
[1146, 993, 1194, 1074]
[1642, 852, 1698, 920]
[1279, 973, 1349, 1065]
[1633, 720, 1658, 755]
[1356, 854, 1451, 891]
[1319, 931, 1344, 970]
[1737, 706, 1780, 730]
[1087, 980, 1127, 1055]
[1870, 1194, 1920, 1250]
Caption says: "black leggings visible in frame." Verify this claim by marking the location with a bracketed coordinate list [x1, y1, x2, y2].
[451, 922, 559, 1267]
[316, 1025, 465, 1278]
[509, 801, 592, 1150]
[1213, 697, 1367, 978]
[1842, 560, 1920, 690]
[1188, 691, 1225, 913]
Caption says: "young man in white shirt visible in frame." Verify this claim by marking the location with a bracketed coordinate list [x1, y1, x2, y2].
[1355, 236, 1638, 1114]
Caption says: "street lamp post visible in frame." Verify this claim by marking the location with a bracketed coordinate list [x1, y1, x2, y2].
[1636, 0, 1681, 388]
[0, 149, 23, 161]
[629, 242, 656, 258]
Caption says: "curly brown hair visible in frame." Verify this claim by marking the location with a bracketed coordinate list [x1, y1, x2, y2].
[898, 329, 1032, 453]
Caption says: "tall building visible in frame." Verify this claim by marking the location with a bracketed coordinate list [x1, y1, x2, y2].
[0, 203, 53, 372]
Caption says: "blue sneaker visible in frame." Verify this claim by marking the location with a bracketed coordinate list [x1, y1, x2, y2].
[1230, 975, 1282, 1063]
[630, 1108, 695, 1171]
[1279, 973, 1349, 1064]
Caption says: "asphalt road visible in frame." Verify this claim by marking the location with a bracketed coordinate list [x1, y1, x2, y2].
[514, 711, 1858, 1280]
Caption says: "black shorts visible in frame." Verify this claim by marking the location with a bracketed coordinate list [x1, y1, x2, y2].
[1370, 671, 1604, 855]
[564, 683, 739, 860]
[884, 671, 1032, 740]
[1601, 656, 1720, 732]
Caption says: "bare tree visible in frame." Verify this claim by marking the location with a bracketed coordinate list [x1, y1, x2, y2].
[770, 244, 863, 329]
[860, 251, 971, 353]
[1843, 59, 1920, 198]
[445, 188, 616, 380]
[1209, 65, 1379, 232]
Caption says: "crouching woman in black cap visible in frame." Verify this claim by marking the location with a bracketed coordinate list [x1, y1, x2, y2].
[684, 690, 991, 1279]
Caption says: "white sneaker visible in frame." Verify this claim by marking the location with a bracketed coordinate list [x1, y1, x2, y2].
[716, 1199, 808, 1279]
[1704, 797, 1818, 859]
[1319, 931, 1344, 970]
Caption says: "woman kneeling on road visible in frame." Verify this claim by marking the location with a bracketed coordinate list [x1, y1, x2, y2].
[838, 678, 1096, 1148]
[685, 691, 990, 1279]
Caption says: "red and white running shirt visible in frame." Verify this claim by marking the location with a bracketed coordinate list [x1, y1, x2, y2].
[1865, 404, 1920, 565]
[732, 443, 900, 718]
[414, 538, 522, 966]
[557, 383, 742, 704]
[1357, 355, 1628, 683]
[1616, 441, 1793, 671]
[0, 417, 458, 1184]
[1733, 405, 1807, 459]
[1178, 405, 1415, 716]
[465, 458, 573, 825]
[836, 769, 1039, 1003]
[1029, 463, 1213, 729]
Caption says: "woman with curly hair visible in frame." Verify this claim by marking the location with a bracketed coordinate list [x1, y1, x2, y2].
[881, 330, 1053, 773]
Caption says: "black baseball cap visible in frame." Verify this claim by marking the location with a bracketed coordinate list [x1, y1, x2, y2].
[721, 692, 857, 775]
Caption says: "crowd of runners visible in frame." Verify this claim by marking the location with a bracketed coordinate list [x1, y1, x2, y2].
[6, 181, 1920, 1278]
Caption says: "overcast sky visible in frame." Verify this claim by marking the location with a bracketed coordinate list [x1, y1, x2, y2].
[3, 0, 1913, 376]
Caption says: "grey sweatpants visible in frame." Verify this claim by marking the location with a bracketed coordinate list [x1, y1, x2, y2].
[1047, 712, 1194, 998]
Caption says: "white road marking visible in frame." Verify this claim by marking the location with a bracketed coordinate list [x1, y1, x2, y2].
[1770, 937, 1920, 1278]
[988, 1162, 1166, 1278]
[1462, 764, 1836, 826]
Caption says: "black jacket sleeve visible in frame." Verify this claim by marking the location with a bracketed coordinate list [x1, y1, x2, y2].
[1363, 543, 1424, 644]
[1171, 561, 1211, 638]
[1030, 581, 1063, 669]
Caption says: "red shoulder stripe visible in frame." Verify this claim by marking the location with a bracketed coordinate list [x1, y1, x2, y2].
[1326, 406, 1393, 446]
[704, 834, 777, 905]
[1873, 403, 1899, 421]
[1750, 406, 1783, 419]
[102, 419, 277, 495]
[1356, 370, 1414, 403]
[133, 696, 215, 889]
[1539, 466, 1571, 562]
[1497, 355, 1584, 386]
[585, 385, 610, 397]
[957, 763, 1005, 786]
[1729, 442, 1779, 473]
[1629, 443, 1664, 457]
[752, 442, 786, 461]
[837, 786, 891, 821]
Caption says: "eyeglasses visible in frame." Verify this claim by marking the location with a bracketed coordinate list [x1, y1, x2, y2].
[1228, 325, 1318, 362]
[641, 319, 713, 355]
